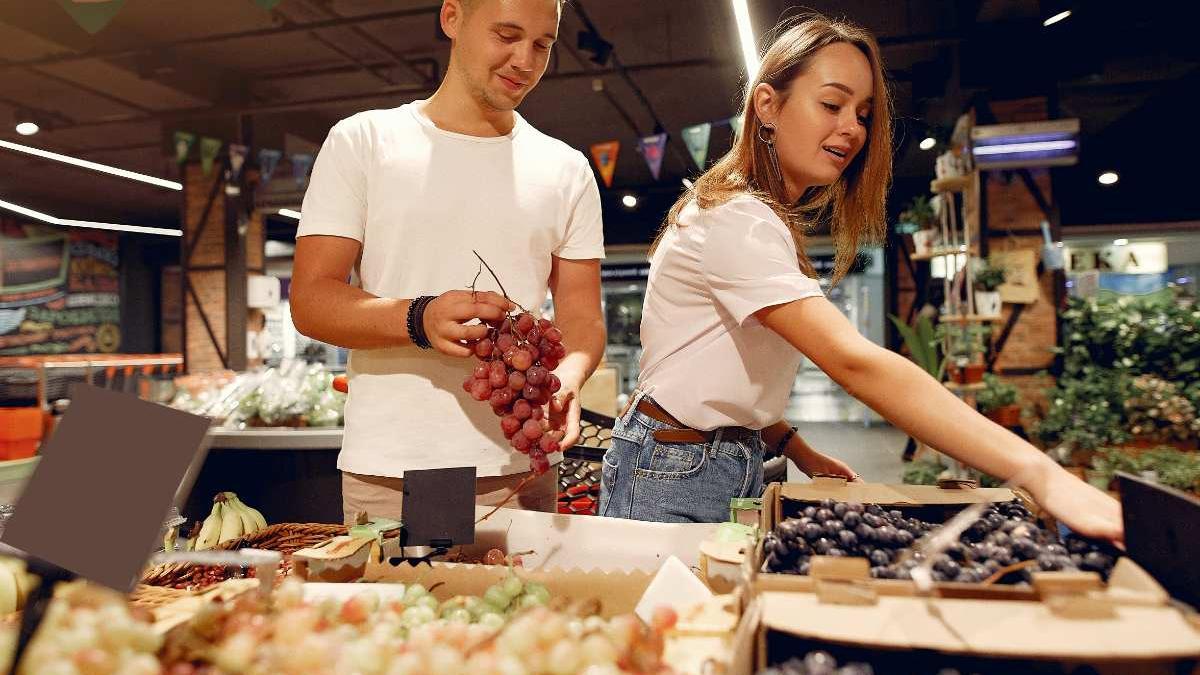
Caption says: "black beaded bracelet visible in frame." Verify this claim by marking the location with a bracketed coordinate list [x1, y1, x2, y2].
[407, 295, 436, 349]
[771, 425, 797, 458]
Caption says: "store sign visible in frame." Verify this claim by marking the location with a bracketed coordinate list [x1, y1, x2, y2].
[0, 225, 121, 355]
[1066, 242, 1168, 274]
[601, 263, 650, 281]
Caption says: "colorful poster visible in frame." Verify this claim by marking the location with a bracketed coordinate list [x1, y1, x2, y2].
[681, 123, 712, 170]
[291, 153, 314, 187]
[56, 0, 126, 34]
[200, 137, 223, 177]
[258, 149, 282, 184]
[0, 222, 121, 355]
[589, 141, 620, 188]
[637, 133, 669, 181]
[173, 132, 196, 165]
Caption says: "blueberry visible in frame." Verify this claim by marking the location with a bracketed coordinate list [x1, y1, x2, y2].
[1037, 553, 1062, 571]
[819, 499, 836, 510]
[1066, 537, 1091, 554]
[803, 506, 818, 519]
[982, 559, 1001, 575]
[833, 502, 849, 518]
[888, 509, 903, 520]
[813, 537, 834, 555]
[1045, 544, 1068, 557]
[863, 513, 883, 528]
[798, 561, 811, 575]
[778, 521, 800, 541]
[826, 548, 847, 557]
[1011, 537, 1039, 561]
[1054, 555, 1074, 571]
[842, 511, 862, 529]
[869, 549, 890, 567]
[815, 508, 835, 522]
[988, 532, 1011, 548]
[870, 565, 890, 579]
[823, 520, 845, 537]
[895, 530, 915, 548]
[876, 526, 898, 547]
[866, 504, 884, 516]
[1082, 551, 1112, 572]
[856, 524, 875, 542]
[992, 548, 1014, 566]
[838, 529, 859, 550]
[845, 502, 864, 514]
[803, 523, 824, 541]
[933, 555, 960, 578]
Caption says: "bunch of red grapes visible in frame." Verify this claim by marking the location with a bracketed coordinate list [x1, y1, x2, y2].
[462, 311, 567, 476]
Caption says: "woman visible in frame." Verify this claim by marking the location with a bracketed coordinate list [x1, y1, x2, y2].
[598, 15, 1122, 542]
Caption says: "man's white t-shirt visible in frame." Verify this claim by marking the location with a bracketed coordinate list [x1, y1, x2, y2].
[297, 101, 605, 478]
[638, 194, 824, 431]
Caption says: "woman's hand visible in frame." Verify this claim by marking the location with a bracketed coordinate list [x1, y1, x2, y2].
[789, 446, 861, 482]
[1019, 458, 1124, 544]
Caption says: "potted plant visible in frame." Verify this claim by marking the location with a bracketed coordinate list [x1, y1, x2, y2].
[977, 373, 1021, 426]
[972, 258, 1007, 318]
[889, 314, 945, 380]
[936, 323, 990, 384]
[899, 195, 939, 256]
[1124, 374, 1200, 450]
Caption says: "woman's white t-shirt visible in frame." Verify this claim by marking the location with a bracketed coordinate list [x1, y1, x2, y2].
[297, 102, 605, 477]
[638, 194, 823, 431]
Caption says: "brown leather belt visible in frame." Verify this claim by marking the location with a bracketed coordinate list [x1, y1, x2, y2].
[635, 397, 758, 444]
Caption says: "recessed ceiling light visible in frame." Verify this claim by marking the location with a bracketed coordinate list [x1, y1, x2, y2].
[14, 121, 39, 136]
[621, 194, 638, 209]
[1043, 10, 1071, 27]
[1098, 171, 1119, 185]
[919, 137, 936, 151]
[730, 0, 759, 83]
[1113, 238, 1129, 246]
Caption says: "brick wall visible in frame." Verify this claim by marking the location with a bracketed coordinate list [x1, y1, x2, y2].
[181, 164, 264, 373]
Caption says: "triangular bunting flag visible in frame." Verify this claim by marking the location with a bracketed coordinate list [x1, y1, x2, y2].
[589, 141, 620, 189]
[291, 153, 314, 186]
[228, 144, 249, 182]
[199, 137, 222, 177]
[681, 123, 712, 170]
[172, 132, 196, 166]
[254, 0, 284, 9]
[56, 0, 126, 35]
[636, 133, 669, 181]
[730, 114, 745, 141]
[258, 149, 283, 184]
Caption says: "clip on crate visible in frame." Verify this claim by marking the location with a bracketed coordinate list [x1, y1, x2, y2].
[0, 384, 212, 670]
[385, 466, 477, 567]
[1119, 471, 1200, 609]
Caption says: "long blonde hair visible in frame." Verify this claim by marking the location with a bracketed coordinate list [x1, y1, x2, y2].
[660, 14, 892, 284]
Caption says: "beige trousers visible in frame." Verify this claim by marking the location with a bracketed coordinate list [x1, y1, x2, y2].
[341, 468, 558, 524]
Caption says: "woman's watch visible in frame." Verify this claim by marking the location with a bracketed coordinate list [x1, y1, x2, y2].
[768, 425, 797, 459]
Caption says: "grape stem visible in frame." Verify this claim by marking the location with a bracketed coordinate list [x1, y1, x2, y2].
[980, 559, 1039, 586]
[476, 474, 537, 523]
[473, 250, 528, 312]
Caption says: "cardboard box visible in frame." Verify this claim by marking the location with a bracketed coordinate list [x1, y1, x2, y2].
[442, 505, 721, 573]
[751, 479, 1056, 599]
[736, 557, 1200, 674]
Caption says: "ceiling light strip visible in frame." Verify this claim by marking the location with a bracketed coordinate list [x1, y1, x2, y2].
[0, 139, 183, 191]
[0, 197, 181, 236]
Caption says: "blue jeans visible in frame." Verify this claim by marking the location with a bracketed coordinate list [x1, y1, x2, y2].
[598, 392, 765, 523]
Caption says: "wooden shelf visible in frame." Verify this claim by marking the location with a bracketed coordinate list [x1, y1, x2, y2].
[910, 245, 977, 261]
[931, 175, 972, 193]
[942, 314, 1004, 323]
[944, 381, 987, 392]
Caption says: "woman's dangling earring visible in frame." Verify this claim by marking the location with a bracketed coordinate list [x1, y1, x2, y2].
[758, 122, 783, 184]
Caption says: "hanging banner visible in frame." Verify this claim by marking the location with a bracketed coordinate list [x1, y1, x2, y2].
[729, 114, 745, 141]
[681, 123, 712, 170]
[589, 141, 620, 189]
[254, 0, 284, 9]
[291, 153, 314, 186]
[637, 133, 669, 181]
[228, 144, 249, 182]
[56, 0, 126, 35]
[173, 132, 196, 166]
[258, 149, 282, 184]
[199, 137, 222, 177]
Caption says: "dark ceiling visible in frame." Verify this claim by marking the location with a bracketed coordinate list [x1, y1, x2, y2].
[0, 0, 1195, 246]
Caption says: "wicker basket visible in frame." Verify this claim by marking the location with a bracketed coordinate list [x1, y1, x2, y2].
[141, 523, 346, 589]
[128, 584, 192, 609]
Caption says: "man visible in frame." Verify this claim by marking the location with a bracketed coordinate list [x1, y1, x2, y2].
[290, 0, 606, 522]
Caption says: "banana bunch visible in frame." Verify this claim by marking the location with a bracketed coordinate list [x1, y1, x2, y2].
[0, 557, 36, 615]
[193, 492, 268, 551]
